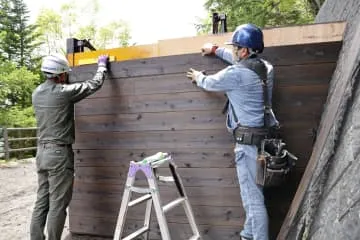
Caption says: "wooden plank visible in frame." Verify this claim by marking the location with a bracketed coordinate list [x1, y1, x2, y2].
[74, 84, 328, 117]
[74, 129, 234, 150]
[69, 42, 342, 82]
[74, 148, 235, 168]
[72, 129, 316, 170]
[70, 54, 227, 81]
[73, 126, 314, 168]
[72, 182, 242, 207]
[73, 166, 307, 188]
[74, 62, 335, 100]
[74, 166, 239, 187]
[75, 110, 225, 132]
[69, 215, 244, 240]
[73, 122, 317, 168]
[74, 85, 327, 133]
[74, 129, 320, 167]
[274, 63, 335, 86]
[74, 91, 226, 116]
[158, 22, 346, 56]
[74, 113, 322, 137]
[274, 84, 329, 102]
[69, 199, 245, 226]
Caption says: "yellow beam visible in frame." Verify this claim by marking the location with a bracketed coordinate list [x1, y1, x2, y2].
[68, 21, 346, 67]
[67, 44, 158, 67]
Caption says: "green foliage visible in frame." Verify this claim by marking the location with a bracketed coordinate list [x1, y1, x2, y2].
[0, 61, 39, 109]
[77, 21, 131, 49]
[197, 0, 317, 34]
[0, 0, 16, 60]
[35, 8, 64, 54]
[306, 0, 326, 15]
[0, 106, 36, 127]
[60, 3, 78, 39]
[0, 0, 41, 68]
[36, 0, 132, 53]
[72, 0, 132, 49]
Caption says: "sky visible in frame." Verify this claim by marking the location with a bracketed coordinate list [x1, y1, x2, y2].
[24, 0, 208, 45]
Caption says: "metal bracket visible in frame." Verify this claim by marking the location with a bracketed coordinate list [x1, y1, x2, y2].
[66, 38, 96, 54]
[212, 12, 227, 34]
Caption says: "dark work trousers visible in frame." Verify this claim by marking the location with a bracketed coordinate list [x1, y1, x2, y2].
[30, 144, 74, 240]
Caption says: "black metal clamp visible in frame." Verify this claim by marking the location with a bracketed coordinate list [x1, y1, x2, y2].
[212, 12, 227, 34]
[66, 38, 96, 54]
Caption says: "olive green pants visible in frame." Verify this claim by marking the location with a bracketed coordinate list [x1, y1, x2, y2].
[30, 144, 74, 240]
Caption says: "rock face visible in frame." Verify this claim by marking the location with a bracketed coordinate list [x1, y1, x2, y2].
[286, 1, 360, 239]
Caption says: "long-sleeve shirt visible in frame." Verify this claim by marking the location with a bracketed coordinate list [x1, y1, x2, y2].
[195, 47, 279, 131]
[32, 68, 107, 144]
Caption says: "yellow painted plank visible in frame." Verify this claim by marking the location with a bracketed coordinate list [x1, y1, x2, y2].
[67, 44, 158, 67]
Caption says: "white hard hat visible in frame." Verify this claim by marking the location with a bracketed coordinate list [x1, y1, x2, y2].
[41, 54, 70, 75]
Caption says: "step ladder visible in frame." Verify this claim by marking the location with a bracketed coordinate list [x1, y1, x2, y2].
[113, 153, 201, 240]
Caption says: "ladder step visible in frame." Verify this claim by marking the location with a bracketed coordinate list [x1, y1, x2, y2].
[122, 226, 149, 240]
[188, 235, 200, 240]
[162, 197, 185, 213]
[130, 186, 151, 194]
[158, 175, 174, 182]
[150, 156, 171, 168]
[128, 194, 152, 207]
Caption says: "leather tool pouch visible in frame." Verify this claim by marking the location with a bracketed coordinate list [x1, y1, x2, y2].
[256, 138, 298, 187]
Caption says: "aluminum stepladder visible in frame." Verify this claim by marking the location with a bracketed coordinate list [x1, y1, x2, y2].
[113, 153, 201, 240]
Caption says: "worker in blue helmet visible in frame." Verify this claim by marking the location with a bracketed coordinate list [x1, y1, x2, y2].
[187, 23, 279, 240]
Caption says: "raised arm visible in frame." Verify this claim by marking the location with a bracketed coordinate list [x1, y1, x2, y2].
[63, 55, 109, 103]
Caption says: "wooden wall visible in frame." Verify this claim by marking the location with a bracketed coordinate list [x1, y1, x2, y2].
[68, 41, 342, 239]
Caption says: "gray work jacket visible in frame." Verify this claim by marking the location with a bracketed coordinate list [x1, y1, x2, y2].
[32, 69, 107, 145]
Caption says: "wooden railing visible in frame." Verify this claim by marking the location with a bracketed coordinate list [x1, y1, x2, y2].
[0, 127, 38, 161]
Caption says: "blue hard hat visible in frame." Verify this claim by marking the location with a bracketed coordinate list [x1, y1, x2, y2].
[225, 23, 264, 53]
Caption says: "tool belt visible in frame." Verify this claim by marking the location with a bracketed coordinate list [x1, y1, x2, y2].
[256, 138, 298, 187]
[39, 142, 72, 148]
[233, 126, 268, 146]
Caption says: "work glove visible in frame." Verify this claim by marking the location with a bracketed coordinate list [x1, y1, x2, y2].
[186, 68, 202, 83]
[201, 43, 218, 56]
[97, 55, 109, 71]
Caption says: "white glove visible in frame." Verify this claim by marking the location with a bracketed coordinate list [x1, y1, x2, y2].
[201, 43, 218, 56]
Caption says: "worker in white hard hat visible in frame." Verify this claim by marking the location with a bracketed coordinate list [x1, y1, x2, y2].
[30, 54, 109, 240]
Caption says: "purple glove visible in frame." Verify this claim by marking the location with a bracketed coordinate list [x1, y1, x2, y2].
[98, 55, 109, 68]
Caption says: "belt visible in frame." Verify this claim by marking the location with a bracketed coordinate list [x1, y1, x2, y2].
[39, 143, 72, 148]
[233, 126, 268, 146]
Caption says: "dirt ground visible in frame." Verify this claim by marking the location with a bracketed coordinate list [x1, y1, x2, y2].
[0, 159, 109, 240]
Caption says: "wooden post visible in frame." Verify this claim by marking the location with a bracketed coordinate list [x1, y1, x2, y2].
[3, 127, 9, 161]
[18, 129, 23, 160]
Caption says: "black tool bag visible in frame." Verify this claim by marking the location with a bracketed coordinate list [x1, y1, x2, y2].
[256, 138, 298, 187]
[226, 58, 298, 187]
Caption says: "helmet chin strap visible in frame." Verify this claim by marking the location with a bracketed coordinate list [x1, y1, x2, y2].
[44, 72, 67, 84]
[53, 75, 63, 84]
